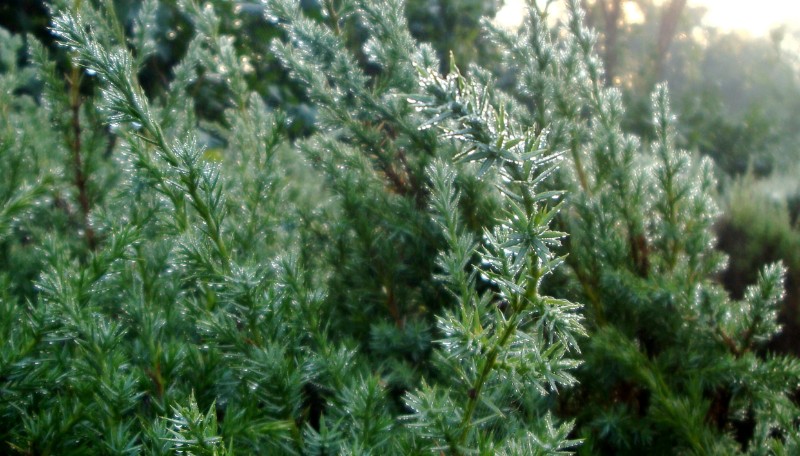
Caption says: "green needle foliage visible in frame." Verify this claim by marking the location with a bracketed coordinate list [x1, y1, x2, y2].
[0, 0, 796, 455]
[485, 1, 800, 453]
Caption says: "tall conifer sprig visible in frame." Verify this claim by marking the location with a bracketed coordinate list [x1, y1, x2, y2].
[178, 0, 288, 263]
[403, 62, 583, 454]
[52, 10, 231, 268]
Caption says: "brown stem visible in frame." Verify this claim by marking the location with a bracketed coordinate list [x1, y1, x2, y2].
[324, 0, 341, 36]
[372, 123, 425, 207]
[146, 362, 164, 399]
[395, 148, 428, 209]
[384, 283, 404, 329]
[570, 131, 590, 194]
[629, 232, 650, 278]
[69, 65, 96, 250]
[573, 261, 605, 326]
[380, 155, 412, 197]
[717, 328, 742, 357]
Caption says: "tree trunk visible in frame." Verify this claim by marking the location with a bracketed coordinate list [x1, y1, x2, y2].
[601, 0, 622, 85]
[653, 0, 688, 83]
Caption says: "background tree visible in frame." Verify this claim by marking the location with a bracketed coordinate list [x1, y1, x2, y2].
[579, 0, 688, 87]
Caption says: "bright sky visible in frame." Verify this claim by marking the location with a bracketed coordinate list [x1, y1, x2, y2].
[495, 0, 800, 36]
[701, 0, 800, 36]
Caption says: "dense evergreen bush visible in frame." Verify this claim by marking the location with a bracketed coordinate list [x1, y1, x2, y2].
[717, 174, 800, 357]
[0, 0, 797, 454]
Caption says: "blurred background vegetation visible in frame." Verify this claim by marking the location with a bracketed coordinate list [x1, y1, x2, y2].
[559, 0, 800, 355]
[2, 0, 798, 351]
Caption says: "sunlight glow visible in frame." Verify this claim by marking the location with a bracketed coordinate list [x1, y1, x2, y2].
[699, 0, 800, 36]
[494, 0, 527, 30]
[494, 0, 800, 37]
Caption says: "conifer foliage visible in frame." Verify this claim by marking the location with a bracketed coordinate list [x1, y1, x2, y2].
[486, 2, 799, 453]
[0, 0, 796, 454]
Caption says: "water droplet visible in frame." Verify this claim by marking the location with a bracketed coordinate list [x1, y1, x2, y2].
[85, 68, 97, 76]
[241, 56, 254, 74]
[131, 121, 142, 131]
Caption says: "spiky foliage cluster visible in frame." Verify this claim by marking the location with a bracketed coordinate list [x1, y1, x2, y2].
[0, 0, 582, 454]
[485, 1, 800, 453]
[0, 0, 797, 455]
